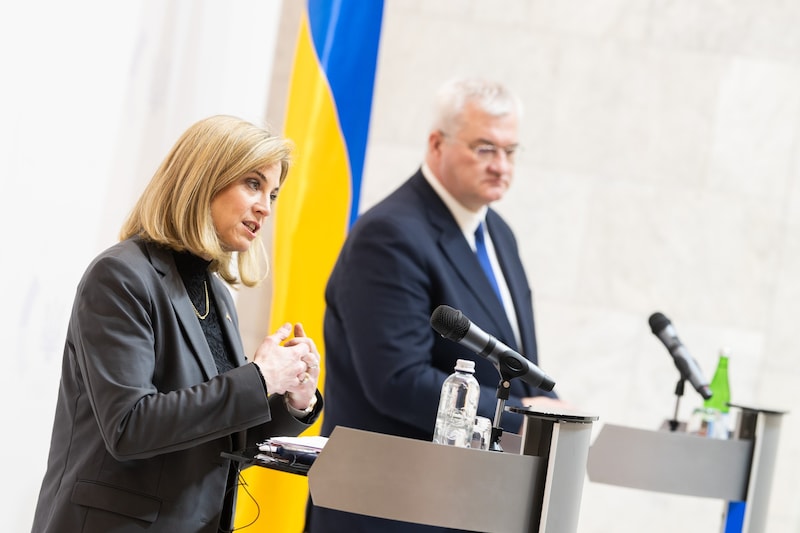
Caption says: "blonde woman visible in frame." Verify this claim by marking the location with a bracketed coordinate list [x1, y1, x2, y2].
[32, 115, 322, 533]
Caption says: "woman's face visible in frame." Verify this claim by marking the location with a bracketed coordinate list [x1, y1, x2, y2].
[210, 163, 281, 253]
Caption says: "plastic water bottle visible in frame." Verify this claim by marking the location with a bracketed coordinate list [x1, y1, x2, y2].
[432, 359, 480, 447]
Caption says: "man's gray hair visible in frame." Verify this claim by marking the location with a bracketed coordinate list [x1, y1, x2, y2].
[431, 77, 523, 134]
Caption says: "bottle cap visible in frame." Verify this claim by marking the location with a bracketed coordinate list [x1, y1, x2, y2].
[455, 359, 476, 373]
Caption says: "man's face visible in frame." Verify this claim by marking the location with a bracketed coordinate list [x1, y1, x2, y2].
[429, 101, 519, 212]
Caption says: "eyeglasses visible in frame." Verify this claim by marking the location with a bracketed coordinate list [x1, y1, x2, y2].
[441, 131, 520, 163]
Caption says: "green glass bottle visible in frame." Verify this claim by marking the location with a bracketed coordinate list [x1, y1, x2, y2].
[702, 348, 731, 438]
[704, 349, 730, 414]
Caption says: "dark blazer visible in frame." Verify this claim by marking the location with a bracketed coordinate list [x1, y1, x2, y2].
[32, 237, 320, 533]
[309, 171, 554, 533]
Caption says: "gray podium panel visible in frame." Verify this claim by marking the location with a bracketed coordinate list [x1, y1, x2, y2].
[510, 407, 598, 533]
[308, 426, 544, 533]
[538, 421, 594, 533]
[587, 423, 752, 500]
[732, 404, 785, 532]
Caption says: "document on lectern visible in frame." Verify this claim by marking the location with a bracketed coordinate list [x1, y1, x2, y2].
[255, 436, 329, 471]
[263, 435, 329, 452]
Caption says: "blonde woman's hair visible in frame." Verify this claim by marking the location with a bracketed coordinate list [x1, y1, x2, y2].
[120, 115, 293, 287]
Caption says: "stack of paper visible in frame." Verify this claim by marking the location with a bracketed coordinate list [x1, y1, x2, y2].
[265, 436, 328, 452]
[255, 436, 329, 470]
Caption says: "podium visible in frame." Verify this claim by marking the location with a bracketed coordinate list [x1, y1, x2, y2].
[308, 407, 598, 533]
[586, 404, 786, 532]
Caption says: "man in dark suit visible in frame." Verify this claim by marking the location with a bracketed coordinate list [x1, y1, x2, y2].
[308, 78, 566, 532]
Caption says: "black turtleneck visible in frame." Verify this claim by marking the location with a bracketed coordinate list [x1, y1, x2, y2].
[172, 251, 236, 374]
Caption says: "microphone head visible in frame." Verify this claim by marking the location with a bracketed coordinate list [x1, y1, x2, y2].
[430, 305, 470, 342]
[648, 311, 671, 334]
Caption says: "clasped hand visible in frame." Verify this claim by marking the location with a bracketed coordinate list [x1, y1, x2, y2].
[252, 322, 320, 410]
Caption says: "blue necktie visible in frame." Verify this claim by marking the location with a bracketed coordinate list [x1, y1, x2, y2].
[475, 222, 502, 302]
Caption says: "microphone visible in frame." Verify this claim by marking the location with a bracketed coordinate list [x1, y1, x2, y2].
[429, 305, 555, 391]
[648, 312, 712, 400]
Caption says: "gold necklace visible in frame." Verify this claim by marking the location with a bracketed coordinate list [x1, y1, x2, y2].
[192, 281, 210, 320]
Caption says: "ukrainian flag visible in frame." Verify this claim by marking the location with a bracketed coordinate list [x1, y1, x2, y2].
[235, 1, 384, 531]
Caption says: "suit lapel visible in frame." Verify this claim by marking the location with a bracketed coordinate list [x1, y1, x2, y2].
[146, 242, 219, 380]
[485, 214, 529, 353]
[412, 175, 516, 345]
[438, 229, 509, 323]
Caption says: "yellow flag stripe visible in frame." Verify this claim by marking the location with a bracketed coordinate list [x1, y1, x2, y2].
[234, 11, 349, 532]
